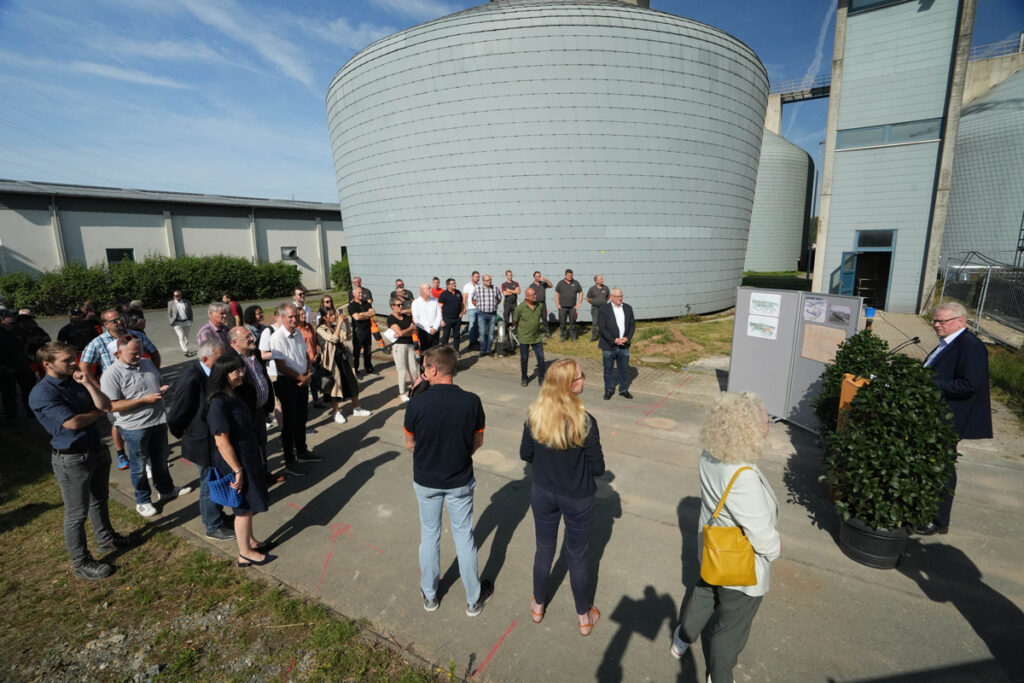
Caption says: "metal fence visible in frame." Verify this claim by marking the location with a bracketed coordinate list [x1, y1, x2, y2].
[940, 252, 1024, 350]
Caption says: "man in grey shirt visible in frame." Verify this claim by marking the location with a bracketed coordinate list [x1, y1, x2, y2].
[100, 336, 192, 517]
[586, 274, 611, 342]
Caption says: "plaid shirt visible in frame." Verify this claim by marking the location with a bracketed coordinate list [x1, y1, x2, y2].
[473, 284, 500, 314]
[80, 330, 157, 372]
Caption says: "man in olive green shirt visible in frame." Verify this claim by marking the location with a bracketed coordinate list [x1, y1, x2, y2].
[512, 287, 545, 387]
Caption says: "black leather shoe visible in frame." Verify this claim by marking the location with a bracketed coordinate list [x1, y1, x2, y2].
[603, 390, 613, 400]
[206, 526, 236, 541]
[914, 522, 948, 536]
[620, 391, 634, 400]
[237, 553, 277, 567]
[521, 379, 529, 387]
[96, 532, 140, 554]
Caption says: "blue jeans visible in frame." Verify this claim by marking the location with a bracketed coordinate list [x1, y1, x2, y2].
[520, 342, 546, 383]
[51, 444, 115, 565]
[477, 312, 496, 354]
[198, 465, 228, 533]
[118, 424, 173, 504]
[531, 485, 596, 615]
[413, 480, 481, 604]
[466, 309, 479, 346]
[602, 347, 631, 393]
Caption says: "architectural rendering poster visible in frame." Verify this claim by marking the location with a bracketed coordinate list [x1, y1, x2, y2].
[747, 314, 779, 340]
[803, 296, 827, 323]
[750, 292, 782, 317]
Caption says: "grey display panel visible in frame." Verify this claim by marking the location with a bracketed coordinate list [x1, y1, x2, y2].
[728, 287, 861, 432]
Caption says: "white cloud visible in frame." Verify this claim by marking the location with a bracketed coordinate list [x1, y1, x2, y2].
[70, 61, 191, 89]
[784, 4, 835, 139]
[178, 0, 316, 89]
[101, 37, 222, 62]
[370, 0, 459, 21]
[298, 16, 396, 52]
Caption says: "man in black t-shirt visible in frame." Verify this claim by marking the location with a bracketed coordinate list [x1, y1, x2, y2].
[500, 270, 521, 325]
[404, 346, 492, 616]
[438, 278, 465, 353]
[586, 274, 611, 342]
[347, 287, 376, 374]
[554, 269, 584, 340]
[57, 309, 100, 352]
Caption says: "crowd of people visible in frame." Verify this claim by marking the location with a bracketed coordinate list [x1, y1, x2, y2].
[13, 273, 990, 678]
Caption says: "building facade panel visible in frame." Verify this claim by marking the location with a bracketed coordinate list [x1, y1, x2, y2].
[327, 0, 768, 319]
[0, 196, 56, 274]
[60, 209, 166, 265]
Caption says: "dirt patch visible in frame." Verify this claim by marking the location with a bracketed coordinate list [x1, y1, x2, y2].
[634, 328, 702, 357]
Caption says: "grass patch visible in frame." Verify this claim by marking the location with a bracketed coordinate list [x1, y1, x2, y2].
[0, 423, 440, 682]
[990, 346, 1024, 424]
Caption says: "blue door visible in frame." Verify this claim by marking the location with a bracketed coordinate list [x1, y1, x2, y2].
[838, 251, 858, 296]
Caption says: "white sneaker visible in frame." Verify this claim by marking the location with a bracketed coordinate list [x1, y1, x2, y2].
[136, 502, 157, 517]
[352, 407, 372, 417]
[145, 463, 153, 480]
[333, 411, 347, 424]
[400, 395, 411, 403]
[155, 485, 193, 502]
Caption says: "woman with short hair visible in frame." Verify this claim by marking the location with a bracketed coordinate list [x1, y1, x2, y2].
[671, 392, 780, 683]
[520, 358, 605, 635]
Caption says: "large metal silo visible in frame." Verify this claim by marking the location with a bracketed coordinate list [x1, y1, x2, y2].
[744, 130, 813, 272]
[943, 68, 1024, 265]
[327, 0, 768, 318]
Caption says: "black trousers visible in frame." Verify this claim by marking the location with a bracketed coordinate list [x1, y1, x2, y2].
[440, 319, 461, 350]
[351, 326, 374, 371]
[275, 377, 308, 462]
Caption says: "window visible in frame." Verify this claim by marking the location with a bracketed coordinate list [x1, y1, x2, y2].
[281, 246, 298, 260]
[836, 118, 942, 150]
[106, 248, 135, 264]
[848, 0, 911, 14]
[857, 230, 894, 249]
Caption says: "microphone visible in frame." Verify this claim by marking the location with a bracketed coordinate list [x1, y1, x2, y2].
[887, 336, 921, 355]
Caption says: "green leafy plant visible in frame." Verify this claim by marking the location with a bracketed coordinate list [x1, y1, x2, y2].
[813, 329, 889, 434]
[822, 354, 958, 531]
[330, 256, 351, 291]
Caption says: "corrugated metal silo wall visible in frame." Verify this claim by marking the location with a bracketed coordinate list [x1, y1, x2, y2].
[327, 0, 768, 319]
[943, 68, 1024, 265]
[744, 130, 813, 272]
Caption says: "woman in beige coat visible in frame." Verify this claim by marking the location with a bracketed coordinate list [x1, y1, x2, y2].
[316, 308, 371, 425]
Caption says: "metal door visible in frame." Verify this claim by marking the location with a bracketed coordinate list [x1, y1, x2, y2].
[838, 251, 858, 296]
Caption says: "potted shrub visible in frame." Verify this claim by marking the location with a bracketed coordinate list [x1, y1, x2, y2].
[821, 354, 959, 568]
[813, 329, 889, 434]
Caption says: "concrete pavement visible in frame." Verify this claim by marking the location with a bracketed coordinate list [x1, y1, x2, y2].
[36, 310, 1024, 682]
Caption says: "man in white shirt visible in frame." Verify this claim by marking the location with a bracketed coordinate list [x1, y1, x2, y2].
[462, 271, 481, 349]
[166, 290, 194, 356]
[270, 303, 321, 476]
[412, 284, 442, 364]
[597, 288, 636, 400]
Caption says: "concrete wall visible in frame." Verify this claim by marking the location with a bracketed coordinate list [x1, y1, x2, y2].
[745, 131, 813, 272]
[963, 52, 1024, 104]
[327, 0, 768, 319]
[0, 195, 57, 274]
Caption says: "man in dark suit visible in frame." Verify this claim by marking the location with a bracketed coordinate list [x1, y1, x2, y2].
[167, 291, 195, 356]
[598, 287, 636, 400]
[166, 339, 234, 540]
[919, 302, 992, 535]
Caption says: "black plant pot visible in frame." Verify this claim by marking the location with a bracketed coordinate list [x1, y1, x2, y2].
[839, 516, 908, 569]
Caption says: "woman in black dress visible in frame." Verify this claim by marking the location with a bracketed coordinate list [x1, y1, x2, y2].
[205, 354, 274, 566]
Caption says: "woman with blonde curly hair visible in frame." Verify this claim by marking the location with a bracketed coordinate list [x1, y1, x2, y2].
[520, 358, 605, 635]
[671, 392, 780, 682]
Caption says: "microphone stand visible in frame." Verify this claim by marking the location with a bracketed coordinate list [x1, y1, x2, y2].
[886, 336, 921, 356]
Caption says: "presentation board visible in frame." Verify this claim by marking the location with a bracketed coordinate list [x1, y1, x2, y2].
[727, 287, 862, 432]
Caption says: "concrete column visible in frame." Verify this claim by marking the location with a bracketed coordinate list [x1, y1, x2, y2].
[315, 216, 328, 291]
[49, 198, 68, 267]
[163, 210, 177, 258]
[811, 0, 848, 294]
[764, 94, 782, 135]
[917, 0, 976, 314]
[249, 209, 259, 264]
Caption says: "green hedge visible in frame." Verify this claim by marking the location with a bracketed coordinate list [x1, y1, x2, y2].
[330, 256, 350, 291]
[0, 255, 302, 315]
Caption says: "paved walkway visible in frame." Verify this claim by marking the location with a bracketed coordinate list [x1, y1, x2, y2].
[35, 312, 1024, 682]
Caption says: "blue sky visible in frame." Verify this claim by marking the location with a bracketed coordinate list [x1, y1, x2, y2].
[0, 0, 1021, 204]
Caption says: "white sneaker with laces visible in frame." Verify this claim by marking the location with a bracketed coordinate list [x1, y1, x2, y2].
[400, 395, 411, 403]
[333, 411, 347, 424]
[136, 502, 157, 517]
[352, 407, 372, 417]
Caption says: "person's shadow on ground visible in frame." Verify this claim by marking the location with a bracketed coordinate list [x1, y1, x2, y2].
[439, 465, 533, 598]
[782, 427, 839, 542]
[595, 585, 679, 682]
[898, 539, 1024, 680]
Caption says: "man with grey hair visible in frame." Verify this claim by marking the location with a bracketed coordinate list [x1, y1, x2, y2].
[196, 302, 231, 349]
[917, 302, 992, 535]
[271, 303, 321, 476]
[167, 339, 234, 540]
[167, 290, 194, 356]
[598, 287, 635, 400]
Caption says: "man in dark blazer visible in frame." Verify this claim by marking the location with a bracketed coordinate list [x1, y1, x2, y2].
[166, 339, 234, 540]
[598, 287, 636, 400]
[919, 302, 992, 535]
[167, 291, 195, 356]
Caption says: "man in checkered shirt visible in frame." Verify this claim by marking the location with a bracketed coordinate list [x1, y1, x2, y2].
[472, 274, 501, 357]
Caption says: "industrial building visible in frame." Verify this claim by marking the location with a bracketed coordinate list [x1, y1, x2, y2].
[327, 0, 769, 320]
[0, 180, 344, 291]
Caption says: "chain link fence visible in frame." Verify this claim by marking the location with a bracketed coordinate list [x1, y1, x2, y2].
[940, 252, 1024, 350]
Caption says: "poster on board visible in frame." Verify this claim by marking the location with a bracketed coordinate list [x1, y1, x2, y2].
[803, 296, 827, 323]
[800, 323, 847, 363]
[747, 315, 779, 340]
[750, 292, 782, 317]
[829, 304, 852, 325]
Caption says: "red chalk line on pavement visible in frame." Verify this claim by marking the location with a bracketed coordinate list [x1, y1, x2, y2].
[318, 523, 353, 591]
[634, 375, 691, 429]
[471, 620, 517, 679]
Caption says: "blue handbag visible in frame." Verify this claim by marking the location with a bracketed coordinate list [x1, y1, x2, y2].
[207, 467, 244, 508]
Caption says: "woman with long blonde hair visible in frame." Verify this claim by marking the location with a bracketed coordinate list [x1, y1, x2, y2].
[520, 358, 605, 635]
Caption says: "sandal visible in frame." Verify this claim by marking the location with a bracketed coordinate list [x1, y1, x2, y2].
[578, 606, 600, 636]
[530, 598, 545, 624]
